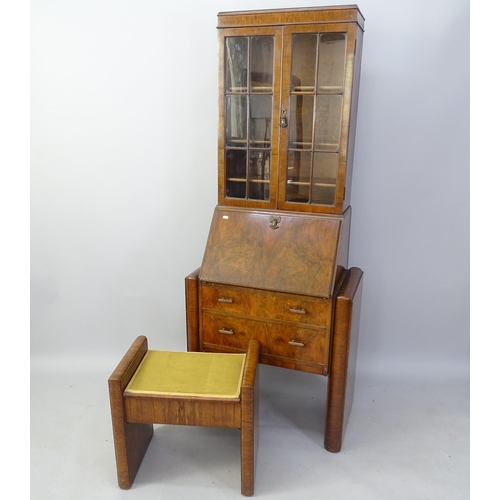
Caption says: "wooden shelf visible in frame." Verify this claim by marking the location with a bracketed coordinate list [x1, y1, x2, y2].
[287, 181, 336, 188]
[227, 178, 270, 184]
[287, 181, 310, 186]
[288, 142, 340, 151]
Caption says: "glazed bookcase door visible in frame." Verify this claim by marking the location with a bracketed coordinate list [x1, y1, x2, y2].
[218, 27, 283, 208]
[278, 23, 357, 214]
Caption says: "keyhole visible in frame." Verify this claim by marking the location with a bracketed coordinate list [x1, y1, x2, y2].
[280, 109, 288, 128]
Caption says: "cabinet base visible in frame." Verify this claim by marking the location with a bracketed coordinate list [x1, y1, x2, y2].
[185, 267, 364, 452]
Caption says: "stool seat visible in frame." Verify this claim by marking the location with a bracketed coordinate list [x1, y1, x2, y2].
[109, 336, 259, 496]
[125, 350, 246, 399]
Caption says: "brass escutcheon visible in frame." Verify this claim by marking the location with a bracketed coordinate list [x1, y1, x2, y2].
[269, 215, 281, 230]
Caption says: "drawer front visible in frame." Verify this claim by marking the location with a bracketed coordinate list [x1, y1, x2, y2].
[201, 311, 329, 371]
[201, 283, 332, 327]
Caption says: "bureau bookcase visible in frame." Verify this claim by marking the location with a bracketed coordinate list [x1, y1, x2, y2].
[185, 5, 365, 452]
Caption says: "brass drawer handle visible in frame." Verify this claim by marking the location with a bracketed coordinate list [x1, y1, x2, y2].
[289, 307, 306, 314]
[218, 297, 233, 303]
[288, 340, 305, 347]
[218, 328, 234, 335]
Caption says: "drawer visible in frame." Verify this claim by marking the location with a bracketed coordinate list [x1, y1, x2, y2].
[201, 311, 329, 373]
[201, 282, 332, 327]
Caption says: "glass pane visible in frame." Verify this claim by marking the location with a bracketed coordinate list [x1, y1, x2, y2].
[225, 150, 247, 199]
[226, 180, 246, 198]
[318, 33, 346, 92]
[250, 36, 273, 92]
[226, 150, 247, 179]
[248, 150, 270, 200]
[286, 151, 311, 203]
[249, 95, 272, 147]
[226, 37, 248, 93]
[224, 35, 275, 202]
[311, 152, 338, 204]
[314, 95, 342, 151]
[290, 34, 317, 92]
[289, 94, 314, 149]
[225, 95, 247, 147]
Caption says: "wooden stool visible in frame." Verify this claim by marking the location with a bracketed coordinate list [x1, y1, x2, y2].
[108, 336, 260, 496]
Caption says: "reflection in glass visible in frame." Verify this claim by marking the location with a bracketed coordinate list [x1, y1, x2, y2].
[225, 96, 247, 147]
[314, 95, 342, 151]
[311, 152, 338, 204]
[226, 37, 248, 92]
[224, 35, 274, 202]
[250, 37, 273, 92]
[318, 33, 346, 91]
[290, 34, 317, 91]
[250, 95, 272, 147]
[225, 150, 247, 198]
[226, 150, 247, 179]
[286, 151, 312, 203]
[289, 95, 314, 149]
[286, 31, 346, 206]
[249, 150, 270, 200]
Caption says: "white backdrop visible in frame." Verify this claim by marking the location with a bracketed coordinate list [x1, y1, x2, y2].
[30, 0, 469, 380]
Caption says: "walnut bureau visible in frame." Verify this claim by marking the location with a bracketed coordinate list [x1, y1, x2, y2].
[185, 5, 365, 452]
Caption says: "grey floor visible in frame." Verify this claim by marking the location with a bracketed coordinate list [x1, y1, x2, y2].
[31, 360, 469, 499]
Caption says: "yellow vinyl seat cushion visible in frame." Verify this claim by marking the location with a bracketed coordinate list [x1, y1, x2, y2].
[124, 350, 246, 399]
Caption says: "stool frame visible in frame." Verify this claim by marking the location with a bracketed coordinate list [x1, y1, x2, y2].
[109, 336, 260, 496]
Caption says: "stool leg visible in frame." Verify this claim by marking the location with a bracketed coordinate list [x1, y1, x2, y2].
[240, 340, 259, 496]
[108, 336, 153, 488]
[109, 380, 153, 488]
[240, 386, 255, 496]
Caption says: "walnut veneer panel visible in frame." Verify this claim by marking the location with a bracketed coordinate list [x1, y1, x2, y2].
[325, 267, 363, 451]
[199, 207, 342, 297]
[201, 311, 329, 375]
[217, 6, 365, 30]
[124, 396, 241, 428]
[201, 283, 331, 327]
